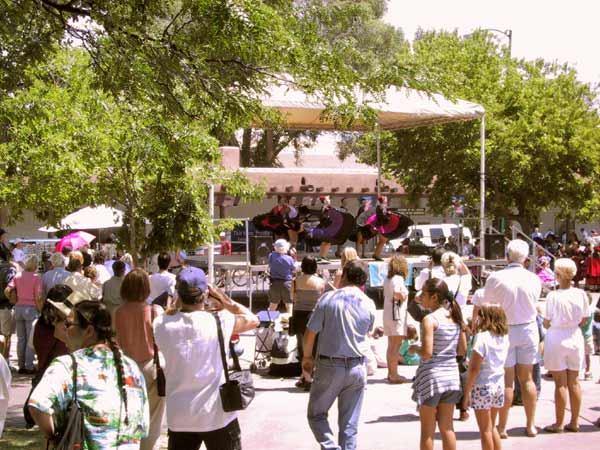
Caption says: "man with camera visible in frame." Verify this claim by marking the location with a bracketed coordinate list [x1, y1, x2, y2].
[153, 266, 258, 450]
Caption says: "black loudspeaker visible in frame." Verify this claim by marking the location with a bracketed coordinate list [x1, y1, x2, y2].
[485, 233, 506, 260]
[250, 235, 273, 265]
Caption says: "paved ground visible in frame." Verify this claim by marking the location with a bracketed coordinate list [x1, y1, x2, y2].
[3, 306, 600, 449]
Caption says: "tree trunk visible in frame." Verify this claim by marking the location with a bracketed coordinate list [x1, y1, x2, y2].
[128, 208, 138, 268]
[241, 128, 252, 167]
[265, 129, 274, 165]
[0, 207, 9, 228]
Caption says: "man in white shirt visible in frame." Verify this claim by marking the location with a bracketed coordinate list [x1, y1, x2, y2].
[415, 247, 446, 291]
[148, 252, 176, 308]
[41, 253, 70, 298]
[0, 336, 11, 437]
[154, 267, 258, 450]
[483, 239, 541, 438]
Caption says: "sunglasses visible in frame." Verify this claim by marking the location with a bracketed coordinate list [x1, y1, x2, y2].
[64, 319, 80, 329]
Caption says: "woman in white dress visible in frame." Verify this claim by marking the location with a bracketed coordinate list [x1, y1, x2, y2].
[441, 252, 472, 306]
[543, 258, 590, 433]
[383, 254, 409, 383]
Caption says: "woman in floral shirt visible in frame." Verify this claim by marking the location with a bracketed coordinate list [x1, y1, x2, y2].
[28, 299, 149, 449]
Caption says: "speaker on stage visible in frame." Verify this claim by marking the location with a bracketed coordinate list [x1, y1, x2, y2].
[485, 233, 506, 260]
[250, 235, 273, 265]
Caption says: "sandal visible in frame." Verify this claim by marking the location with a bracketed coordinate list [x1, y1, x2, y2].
[387, 375, 409, 384]
[564, 424, 579, 433]
[295, 378, 306, 388]
[498, 430, 508, 439]
[543, 425, 563, 434]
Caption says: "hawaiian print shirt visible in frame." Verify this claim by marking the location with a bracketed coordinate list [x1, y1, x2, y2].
[29, 346, 149, 449]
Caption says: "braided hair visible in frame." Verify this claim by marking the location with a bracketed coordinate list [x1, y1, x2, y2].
[73, 301, 129, 425]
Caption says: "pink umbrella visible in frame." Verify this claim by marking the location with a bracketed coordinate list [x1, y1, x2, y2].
[54, 231, 96, 252]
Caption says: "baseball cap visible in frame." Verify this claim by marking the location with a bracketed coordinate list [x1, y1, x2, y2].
[47, 291, 89, 318]
[177, 266, 208, 298]
[14, 238, 23, 244]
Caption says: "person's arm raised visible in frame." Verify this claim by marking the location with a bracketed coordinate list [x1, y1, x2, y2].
[208, 285, 258, 334]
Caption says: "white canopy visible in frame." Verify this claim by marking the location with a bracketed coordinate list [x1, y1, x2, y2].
[258, 83, 485, 131]
[38, 205, 123, 232]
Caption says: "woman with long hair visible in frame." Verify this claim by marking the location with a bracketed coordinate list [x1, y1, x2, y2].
[114, 268, 165, 450]
[28, 300, 149, 449]
[4, 255, 42, 374]
[383, 254, 410, 383]
[292, 256, 325, 389]
[333, 247, 359, 288]
[410, 278, 467, 450]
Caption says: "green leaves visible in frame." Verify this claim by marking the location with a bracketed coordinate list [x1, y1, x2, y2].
[350, 30, 600, 229]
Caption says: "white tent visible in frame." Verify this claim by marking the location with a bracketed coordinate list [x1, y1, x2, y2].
[256, 82, 487, 256]
[259, 83, 485, 130]
[38, 205, 123, 232]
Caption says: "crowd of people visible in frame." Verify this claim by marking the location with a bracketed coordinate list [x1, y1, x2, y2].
[1, 223, 600, 450]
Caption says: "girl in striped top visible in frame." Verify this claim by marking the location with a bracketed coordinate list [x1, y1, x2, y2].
[409, 278, 467, 450]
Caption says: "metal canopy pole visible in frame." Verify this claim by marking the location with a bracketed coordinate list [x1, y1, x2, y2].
[244, 218, 252, 311]
[208, 184, 215, 284]
[480, 115, 486, 260]
[376, 122, 381, 198]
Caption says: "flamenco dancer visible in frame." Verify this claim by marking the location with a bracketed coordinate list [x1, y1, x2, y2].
[253, 195, 302, 248]
[304, 195, 355, 263]
[354, 196, 375, 258]
[364, 196, 413, 261]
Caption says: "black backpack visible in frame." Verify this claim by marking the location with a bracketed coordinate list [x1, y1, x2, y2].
[0, 264, 17, 306]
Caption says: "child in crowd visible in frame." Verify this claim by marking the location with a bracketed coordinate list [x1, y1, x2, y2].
[398, 325, 420, 366]
[593, 309, 600, 356]
[456, 318, 475, 421]
[463, 304, 509, 450]
[580, 292, 594, 380]
[366, 326, 388, 375]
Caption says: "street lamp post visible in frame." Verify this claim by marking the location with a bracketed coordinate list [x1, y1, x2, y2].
[483, 28, 512, 57]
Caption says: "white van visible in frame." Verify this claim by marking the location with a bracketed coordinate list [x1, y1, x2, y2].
[389, 224, 473, 250]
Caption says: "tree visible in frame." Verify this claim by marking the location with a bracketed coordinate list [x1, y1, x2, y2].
[238, 0, 414, 167]
[0, 49, 263, 257]
[347, 30, 600, 232]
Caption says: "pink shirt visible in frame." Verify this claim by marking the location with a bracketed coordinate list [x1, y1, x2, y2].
[114, 302, 162, 363]
[8, 271, 42, 306]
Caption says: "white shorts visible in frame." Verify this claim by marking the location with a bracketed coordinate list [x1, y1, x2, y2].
[544, 327, 584, 372]
[506, 322, 539, 368]
[0, 308, 15, 336]
[471, 381, 504, 410]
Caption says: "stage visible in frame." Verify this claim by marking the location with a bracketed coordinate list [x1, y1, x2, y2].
[185, 254, 509, 309]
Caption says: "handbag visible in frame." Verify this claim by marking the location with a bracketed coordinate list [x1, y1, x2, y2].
[151, 307, 166, 397]
[406, 266, 429, 322]
[49, 354, 85, 450]
[214, 312, 255, 412]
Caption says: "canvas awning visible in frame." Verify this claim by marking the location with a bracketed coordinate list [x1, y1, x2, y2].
[257, 83, 485, 131]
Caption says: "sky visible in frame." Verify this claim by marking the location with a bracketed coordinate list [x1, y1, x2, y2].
[384, 0, 600, 84]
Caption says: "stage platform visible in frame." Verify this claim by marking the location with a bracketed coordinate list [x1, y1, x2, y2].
[185, 254, 508, 309]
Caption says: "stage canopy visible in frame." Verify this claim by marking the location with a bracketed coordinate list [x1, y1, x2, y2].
[256, 83, 485, 131]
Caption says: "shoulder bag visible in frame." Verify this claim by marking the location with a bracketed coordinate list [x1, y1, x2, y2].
[49, 354, 85, 450]
[150, 307, 166, 397]
[213, 312, 255, 412]
[406, 267, 429, 322]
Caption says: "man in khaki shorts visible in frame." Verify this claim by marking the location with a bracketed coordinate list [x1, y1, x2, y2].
[483, 239, 542, 438]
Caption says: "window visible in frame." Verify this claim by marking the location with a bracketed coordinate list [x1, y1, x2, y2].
[430, 228, 444, 240]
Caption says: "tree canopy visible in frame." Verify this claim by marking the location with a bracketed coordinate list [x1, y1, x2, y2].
[1, 0, 418, 253]
[347, 30, 600, 231]
[0, 49, 263, 255]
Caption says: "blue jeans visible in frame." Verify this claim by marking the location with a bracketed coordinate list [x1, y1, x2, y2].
[307, 357, 366, 450]
[14, 305, 38, 370]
